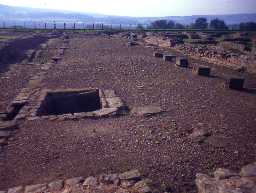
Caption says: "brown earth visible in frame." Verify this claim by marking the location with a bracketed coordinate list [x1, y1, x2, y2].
[0, 32, 256, 193]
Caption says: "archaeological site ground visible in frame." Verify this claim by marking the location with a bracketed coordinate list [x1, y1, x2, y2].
[0, 29, 256, 193]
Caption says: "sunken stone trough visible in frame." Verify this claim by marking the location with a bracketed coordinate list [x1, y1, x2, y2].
[193, 66, 211, 77]
[176, 57, 189, 68]
[226, 78, 245, 90]
[28, 88, 128, 120]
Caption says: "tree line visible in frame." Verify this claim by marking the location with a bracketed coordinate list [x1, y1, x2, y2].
[146, 17, 256, 30]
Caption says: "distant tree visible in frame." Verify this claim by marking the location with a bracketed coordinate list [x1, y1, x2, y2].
[193, 17, 208, 29]
[150, 19, 175, 29]
[210, 18, 228, 30]
[136, 24, 145, 30]
[175, 23, 185, 29]
[167, 20, 175, 29]
[239, 22, 256, 31]
[150, 20, 168, 29]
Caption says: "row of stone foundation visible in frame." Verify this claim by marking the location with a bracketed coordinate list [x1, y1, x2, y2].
[1, 162, 255, 193]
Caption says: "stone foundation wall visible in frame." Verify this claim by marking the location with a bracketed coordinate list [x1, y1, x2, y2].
[1, 170, 156, 193]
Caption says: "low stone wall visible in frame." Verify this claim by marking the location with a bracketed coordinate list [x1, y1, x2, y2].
[1, 170, 155, 193]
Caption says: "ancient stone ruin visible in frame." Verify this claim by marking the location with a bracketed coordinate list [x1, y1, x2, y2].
[196, 162, 256, 193]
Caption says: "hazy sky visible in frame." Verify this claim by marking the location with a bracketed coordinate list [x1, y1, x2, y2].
[0, 0, 256, 17]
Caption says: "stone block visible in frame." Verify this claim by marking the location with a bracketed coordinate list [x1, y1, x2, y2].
[214, 168, 239, 180]
[227, 78, 245, 90]
[65, 177, 84, 187]
[176, 57, 189, 68]
[153, 52, 163, 58]
[48, 180, 64, 191]
[131, 105, 163, 117]
[119, 170, 141, 180]
[83, 176, 98, 187]
[240, 162, 256, 177]
[7, 186, 23, 193]
[163, 55, 176, 62]
[24, 184, 47, 193]
[106, 97, 124, 109]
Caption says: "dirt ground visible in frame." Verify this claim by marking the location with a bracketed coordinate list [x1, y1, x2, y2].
[0, 32, 256, 193]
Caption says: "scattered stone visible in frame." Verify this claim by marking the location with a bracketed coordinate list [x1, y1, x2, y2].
[24, 184, 47, 193]
[7, 186, 23, 193]
[153, 52, 163, 58]
[193, 66, 211, 77]
[93, 108, 118, 117]
[103, 90, 116, 98]
[48, 180, 64, 191]
[119, 170, 141, 181]
[133, 179, 152, 193]
[99, 174, 119, 185]
[65, 177, 84, 187]
[227, 78, 245, 90]
[196, 173, 218, 193]
[214, 168, 239, 180]
[190, 128, 211, 143]
[121, 180, 136, 188]
[240, 162, 256, 177]
[131, 105, 163, 117]
[83, 176, 98, 187]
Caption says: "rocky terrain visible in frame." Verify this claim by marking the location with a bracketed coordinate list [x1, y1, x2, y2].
[0, 30, 255, 193]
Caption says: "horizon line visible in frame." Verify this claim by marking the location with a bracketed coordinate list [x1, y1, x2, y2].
[0, 3, 256, 18]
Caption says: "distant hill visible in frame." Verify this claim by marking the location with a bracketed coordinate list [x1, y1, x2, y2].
[0, 4, 255, 26]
